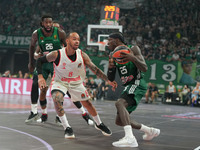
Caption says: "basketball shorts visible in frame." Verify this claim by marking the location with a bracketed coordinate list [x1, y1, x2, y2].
[51, 81, 90, 102]
[120, 79, 147, 113]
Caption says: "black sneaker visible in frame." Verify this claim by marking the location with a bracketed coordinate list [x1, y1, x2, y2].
[25, 111, 39, 123]
[82, 113, 94, 125]
[55, 116, 62, 126]
[95, 123, 112, 136]
[37, 114, 48, 123]
[64, 127, 75, 139]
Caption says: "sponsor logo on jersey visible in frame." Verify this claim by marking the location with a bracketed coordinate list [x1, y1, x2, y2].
[78, 63, 82, 68]
[54, 35, 57, 39]
[62, 63, 66, 69]
[81, 93, 85, 99]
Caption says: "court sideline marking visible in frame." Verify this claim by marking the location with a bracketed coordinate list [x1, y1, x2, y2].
[0, 126, 53, 150]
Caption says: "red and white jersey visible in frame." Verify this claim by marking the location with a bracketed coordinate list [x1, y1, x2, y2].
[52, 47, 86, 86]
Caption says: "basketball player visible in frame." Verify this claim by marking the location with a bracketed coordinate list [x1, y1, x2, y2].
[36, 32, 117, 138]
[107, 32, 160, 147]
[26, 15, 93, 126]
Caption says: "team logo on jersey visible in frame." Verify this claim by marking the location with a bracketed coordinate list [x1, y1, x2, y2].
[62, 62, 66, 69]
[78, 63, 82, 68]
[81, 93, 85, 99]
[40, 37, 44, 40]
[54, 35, 57, 39]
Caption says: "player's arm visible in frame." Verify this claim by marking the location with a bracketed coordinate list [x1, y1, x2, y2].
[28, 30, 38, 72]
[82, 52, 117, 89]
[34, 45, 43, 60]
[58, 29, 67, 47]
[36, 51, 58, 89]
[120, 46, 148, 72]
[107, 55, 116, 82]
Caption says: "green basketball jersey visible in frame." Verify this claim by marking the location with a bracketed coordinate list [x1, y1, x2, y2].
[115, 61, 143, 86]
[37, 27, 62, 53]
[34, 27, 62, 79]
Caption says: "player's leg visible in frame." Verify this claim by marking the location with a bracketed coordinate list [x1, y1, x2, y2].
[51, 89, 75, 139]
[112, 97, 138, 147]
[37, 73, 51, 123]
[37, 87, 48, 123]
[25, 73, 39, 123]
[69, 84, 111, 136]
[67, 91, 94, 125]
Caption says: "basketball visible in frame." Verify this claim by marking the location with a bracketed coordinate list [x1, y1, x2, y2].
[111, 45, 130, 64]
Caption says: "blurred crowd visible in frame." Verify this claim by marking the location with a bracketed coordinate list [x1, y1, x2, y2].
[145, 81, 200, 107]
[0, 0, 199, 60]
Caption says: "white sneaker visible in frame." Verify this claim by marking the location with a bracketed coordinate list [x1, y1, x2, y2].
[112, 136, 138, 147]
[143, 128, 160, 141]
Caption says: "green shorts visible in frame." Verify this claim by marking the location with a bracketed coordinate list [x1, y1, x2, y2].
[34, 62, 54, 80]
[120, 79, 147, 113]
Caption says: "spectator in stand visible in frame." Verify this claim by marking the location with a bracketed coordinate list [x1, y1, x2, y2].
[179, 85, 190, 104]
[191, 82, 200, 107]
[17, 70, 23, 78]
[165, 81, 176, 102]
[94, 76, 103, 99]
[24, 72, 31, 79]
[145, 83, 159, 103]
[88, 79, 98, 101]
[2, 70, 11, 78]
[172, 50, 180, 61]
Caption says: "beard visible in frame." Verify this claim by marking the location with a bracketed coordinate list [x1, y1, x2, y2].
[43, 27, 52, 33]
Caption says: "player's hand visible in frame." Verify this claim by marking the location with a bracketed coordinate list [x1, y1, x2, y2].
[28, 63, 35, 72]
[38, 75, 47, 89]
[108, 80, 118, 91]
[108, 56, 116, 69]
[120, 50, 135, 62]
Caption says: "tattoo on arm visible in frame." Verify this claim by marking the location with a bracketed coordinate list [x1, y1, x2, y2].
[88, 63, 108, 81]
[82, 52, 108, 81]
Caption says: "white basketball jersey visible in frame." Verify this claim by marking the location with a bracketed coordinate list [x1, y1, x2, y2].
[52, 47, 86, 85]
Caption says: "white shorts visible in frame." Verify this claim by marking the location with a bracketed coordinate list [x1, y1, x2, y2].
[51, 81, 90, 102]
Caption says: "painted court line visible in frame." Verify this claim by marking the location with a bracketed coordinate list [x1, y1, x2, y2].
[0, 126, 53, 150]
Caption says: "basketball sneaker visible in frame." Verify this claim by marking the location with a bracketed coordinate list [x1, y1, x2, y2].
[95, 123, 112, 136]
[55, 116, 62, 126]
[64, 127, 75, 139]
[143, 127, 160, 141]
[112, 136, 138, 147]
[37, 114, 48, 123]
[25, 111, 39, 123]
[82, 113, 94, 125]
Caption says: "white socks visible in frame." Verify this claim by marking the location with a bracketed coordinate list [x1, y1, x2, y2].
[59, 114, 70, 130]
[140, 124, 151, 134]
[42, 108, 47, 114]
[79, 106, 86, 114]
[93, 115, 102, 125]
[31, 104, 38, 114]
[124, 125, 134, 138]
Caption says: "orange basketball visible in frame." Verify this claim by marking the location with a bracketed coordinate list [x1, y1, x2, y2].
[112, 45, 130, 64]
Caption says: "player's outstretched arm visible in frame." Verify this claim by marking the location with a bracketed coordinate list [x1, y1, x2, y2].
[36, 51, 58, 89]
[82, 52, 117, 90]
[120, 46, 148, 72]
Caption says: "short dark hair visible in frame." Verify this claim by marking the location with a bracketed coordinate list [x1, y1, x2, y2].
[40, 14, 53, 27]
[109, 32, 126, 44]
[41, 14, 53, 21]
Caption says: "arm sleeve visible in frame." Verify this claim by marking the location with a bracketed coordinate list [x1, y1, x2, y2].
[36, 55, 48, 74]
[107, 68, 116, 82]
